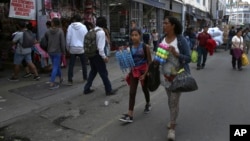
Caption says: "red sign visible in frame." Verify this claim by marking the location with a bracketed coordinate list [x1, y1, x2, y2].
[9, 0, 36, 20]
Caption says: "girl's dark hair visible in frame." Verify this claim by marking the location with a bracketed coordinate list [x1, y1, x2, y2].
[165, 16, 182, 35]
[130, 28, 141, 35]
[52, 18, 61, 27]
[96, 17, 107, 28]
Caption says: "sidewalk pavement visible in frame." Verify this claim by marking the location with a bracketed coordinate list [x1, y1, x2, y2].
[0, 54, 126, 127]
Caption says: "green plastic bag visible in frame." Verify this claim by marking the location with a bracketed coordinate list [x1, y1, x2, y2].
[191, 50, 198, 63]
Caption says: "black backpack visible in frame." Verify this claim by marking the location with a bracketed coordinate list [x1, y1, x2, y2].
[84, 29, 101, 58]
[22, 30, 35, 48]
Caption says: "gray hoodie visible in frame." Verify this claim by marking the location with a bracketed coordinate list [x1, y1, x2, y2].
[46, 28, 66, 54]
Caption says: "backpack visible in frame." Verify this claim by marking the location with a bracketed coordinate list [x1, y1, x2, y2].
[84, 29, 101, 58]
[22, 30, 35, 48]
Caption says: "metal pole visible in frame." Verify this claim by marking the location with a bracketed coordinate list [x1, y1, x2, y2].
[182, 1, 186, 32]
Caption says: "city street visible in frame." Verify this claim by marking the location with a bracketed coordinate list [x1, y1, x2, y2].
[0, 49, 250, 141]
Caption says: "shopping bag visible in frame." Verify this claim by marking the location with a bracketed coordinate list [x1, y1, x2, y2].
[146, 62, 160, 92]
[241, 53, 249, 66]
[169, 69, 198, 93]
[191, 50, 198, 63]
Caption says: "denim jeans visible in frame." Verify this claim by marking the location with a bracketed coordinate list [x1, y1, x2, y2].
[68, 53, 87, 82]
[197, 46, 208, 67]
[84, 54, 112, 93]
[49, 53, 62, 83]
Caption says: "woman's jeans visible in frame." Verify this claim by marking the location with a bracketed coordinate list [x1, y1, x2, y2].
[49, 53, 62, 83]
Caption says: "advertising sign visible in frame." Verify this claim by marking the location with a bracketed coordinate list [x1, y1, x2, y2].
[8, 0, 36, 20]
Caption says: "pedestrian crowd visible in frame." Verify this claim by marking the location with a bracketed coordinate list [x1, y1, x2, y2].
[5, 14, 250, 141]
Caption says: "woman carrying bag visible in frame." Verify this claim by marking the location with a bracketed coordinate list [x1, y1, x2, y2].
[159, 16, 191, 141]
[231, 28, 244, 71]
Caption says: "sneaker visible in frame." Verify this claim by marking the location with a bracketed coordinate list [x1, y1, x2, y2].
[119, 114, 133, 123]
[66, 81, 73, 86]
[22, 73, 32, 78]
[167, 129, 175, 141]
[144, 104, 152, 114]
[33, 76, 40, 81]
[84, 89, 94, 95]
[49, 84, 59, 90]
[8, 77, 19, 82]
[106, 89, 117, 96]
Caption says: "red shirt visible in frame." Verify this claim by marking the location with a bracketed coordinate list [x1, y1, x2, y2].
[197, 32, 211, 47]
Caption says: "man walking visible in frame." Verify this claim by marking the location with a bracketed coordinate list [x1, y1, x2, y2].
[66, 14, 88, 85]
[9, 21, 40, 81]
[83, 17, 116, 96]
[196, 25, 212, 70]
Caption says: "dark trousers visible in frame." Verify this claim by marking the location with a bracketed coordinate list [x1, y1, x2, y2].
[128, 72, 150, 111]
[84, 54, 112, 93]
[68, 53, 88, 82]
[197, 46, 208, 67]
[232, 56, 242, 69]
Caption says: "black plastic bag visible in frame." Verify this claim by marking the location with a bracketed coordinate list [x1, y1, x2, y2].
[169, 70, 198, 93]
[147, 62, 160, 92]
[40, 35, 48, 51]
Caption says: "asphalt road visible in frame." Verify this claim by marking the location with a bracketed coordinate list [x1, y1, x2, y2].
[1, 49, 250, 141]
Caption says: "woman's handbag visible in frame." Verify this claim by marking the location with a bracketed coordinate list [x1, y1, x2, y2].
[169, 68, 198, 93]
[241, 53, 249, 66]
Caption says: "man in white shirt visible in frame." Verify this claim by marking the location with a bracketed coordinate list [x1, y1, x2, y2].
[66, 14, 88, 85]
[83, 17, 117, 96]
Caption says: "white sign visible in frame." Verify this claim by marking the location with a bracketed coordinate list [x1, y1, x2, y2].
[8, 0, 36, 20]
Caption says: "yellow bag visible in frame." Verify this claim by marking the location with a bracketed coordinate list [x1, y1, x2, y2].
[191, 50, 198, 63]
[241, 53, 249, 66]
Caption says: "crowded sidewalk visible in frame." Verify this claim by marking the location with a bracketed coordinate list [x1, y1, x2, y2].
[0, 53, 125, 127]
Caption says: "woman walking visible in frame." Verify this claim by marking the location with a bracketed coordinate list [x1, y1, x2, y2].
[159, 16, 191, 141]
[45, 18, 66, 89]
[231, 28, 244, 71]
[119, 28, 152, 123]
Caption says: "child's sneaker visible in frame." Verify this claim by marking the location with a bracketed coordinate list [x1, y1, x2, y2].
[144, 104, 152, 114]
[119, 114, 133, 123]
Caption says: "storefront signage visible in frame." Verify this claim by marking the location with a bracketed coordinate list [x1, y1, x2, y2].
[144, 0, 165, 9]
[8, 0, 36, 20]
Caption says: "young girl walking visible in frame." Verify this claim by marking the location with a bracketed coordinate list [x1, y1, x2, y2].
[119, 28, 152, 123]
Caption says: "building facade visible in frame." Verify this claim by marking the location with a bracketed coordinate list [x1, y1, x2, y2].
[184, 0, 212, 31]
[210, 0, 227, 28]
[226, 0, 250, 26]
